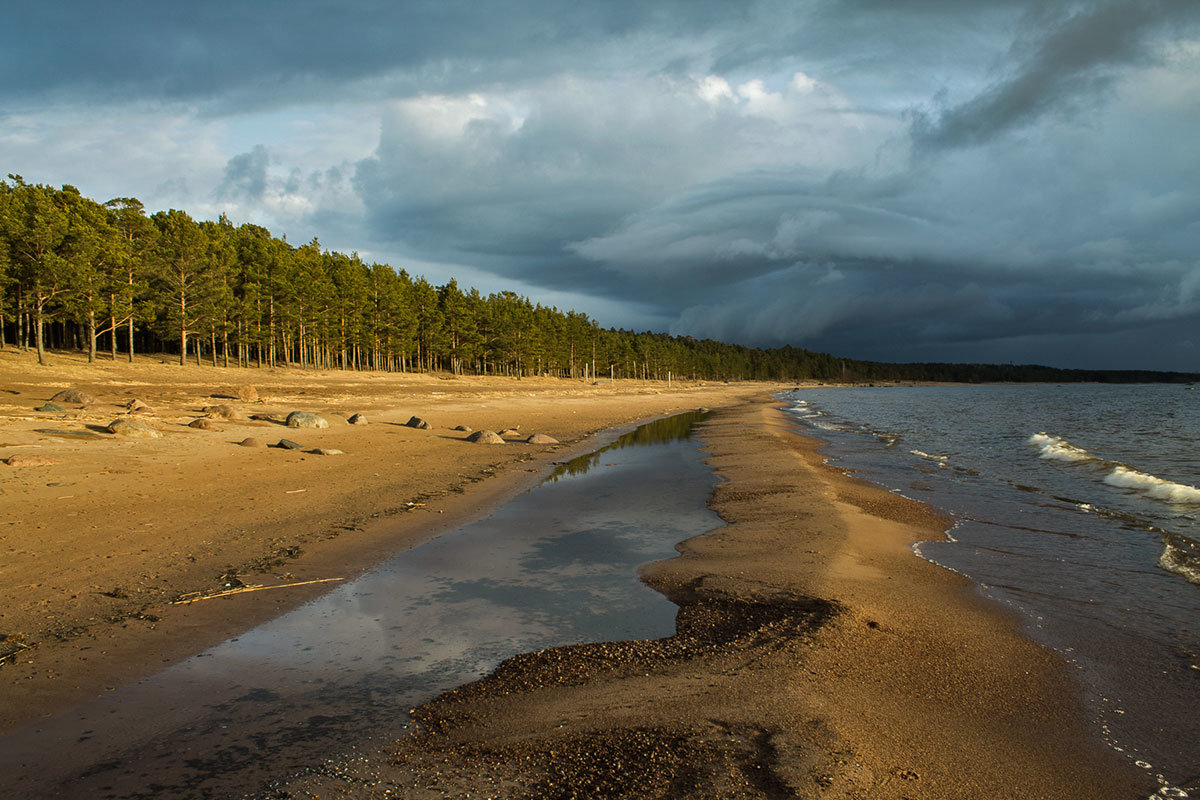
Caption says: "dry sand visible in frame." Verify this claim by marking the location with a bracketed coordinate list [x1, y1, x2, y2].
[0, 349, 1146, 798]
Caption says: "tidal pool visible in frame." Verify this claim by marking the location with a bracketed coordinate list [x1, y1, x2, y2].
[1, 411, 718, 799]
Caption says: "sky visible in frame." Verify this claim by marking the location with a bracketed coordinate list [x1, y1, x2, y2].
[3, 0, 1198, 371]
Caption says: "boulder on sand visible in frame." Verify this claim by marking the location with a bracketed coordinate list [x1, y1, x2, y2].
[308, 448, 344, 456]
[465, 430, 504, 444]
[107, 418, 162, 438]
[405, 416, 432, 430]
[347, 413, 368, 425]
[50, 389, 95, 405]
[126, 399, 152, 413]
[236, 384, 259, 402]
[203, 404, 243, 420]
[525, 433, 559, 444]
[498, 428, 521, 437]
[188, 418, 222, 431]
[453, 424, 472, 432]
[275, 439, 304, 450]
[35, 403, 65, 413]
[238, 437, 264, 447]
[286, 411, 328, 429]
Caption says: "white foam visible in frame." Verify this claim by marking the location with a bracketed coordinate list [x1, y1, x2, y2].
[1028, 433, 1092, 462]
[910, 449, 948, 464]
[1104, 466, 1200, 504]
[1160, 542, 1200, 586]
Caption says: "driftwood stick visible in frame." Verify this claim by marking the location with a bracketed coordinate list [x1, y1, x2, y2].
[171, 577, 344, 605]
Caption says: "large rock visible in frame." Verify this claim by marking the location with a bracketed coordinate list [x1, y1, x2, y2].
[126, 399, 152, 413]
[188, 418, 222, 431]
[286, 411, 328, 429]
[275, 438, 305, 450]
[525, 433, 559, 444]
[405, 416, 432, 430]
[465, 430, 504, 444]
[347, 413, 368, 425]
[50, 389, 95, 405]
[5, 454, 61, 467]
[203, 404, 243, 420]
[453, 424, 472, 432]
[236, 384, 259, 402]
[238, 437, 264, 447]
[35, 403, 65, 413]
[107, 418, 162, 438]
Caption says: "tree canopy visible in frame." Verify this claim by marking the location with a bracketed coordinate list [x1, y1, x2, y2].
[1, 176, 1195, 384]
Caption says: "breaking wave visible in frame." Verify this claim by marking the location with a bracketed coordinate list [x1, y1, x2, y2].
[910, 449, 949, 465]
[1159, 533, 1200, 586]
[1028, 433, 1092, 462]
[1104, 466, 1200, 505]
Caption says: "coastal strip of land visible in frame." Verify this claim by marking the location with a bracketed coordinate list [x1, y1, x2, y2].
[282, 397, 1148, 799]
[0, 349, 765, 731]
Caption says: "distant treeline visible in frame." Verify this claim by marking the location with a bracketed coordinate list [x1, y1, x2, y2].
[1, 176, 1195, 384]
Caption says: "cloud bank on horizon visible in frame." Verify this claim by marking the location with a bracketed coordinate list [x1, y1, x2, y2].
[3, 0, 1198, 371]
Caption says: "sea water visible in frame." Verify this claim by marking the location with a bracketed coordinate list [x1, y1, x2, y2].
[785, 384, 1199, 796]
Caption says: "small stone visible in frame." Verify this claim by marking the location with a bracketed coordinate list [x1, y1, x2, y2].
[50, 389, 95, 405]
[236, 384, 259, 403]
[4, 454, 61, 467]
[188, 418, 222, 431]
[286, 411, 328, 428]
[106, 418, 162, 438]
[347, 413, 368, 425]
[405, 416, 432, 430]
[525, 433, 559, 444]
[35, 403, 66, 413]
[465, 430, 504, 444]
[238, 437, 264, 447]
[275, 439, 304, 450]
[308, 448, 344, 456]
[203, 404, 243, 420]
[453, 424, 472, 432]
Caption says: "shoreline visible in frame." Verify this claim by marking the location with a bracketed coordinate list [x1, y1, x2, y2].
[0, 349, 769, 732]
[283, 396, 1148, 799]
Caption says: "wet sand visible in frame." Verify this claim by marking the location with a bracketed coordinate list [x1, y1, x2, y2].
[0, 349, 763, 732]
[281, 399, 1149, 799]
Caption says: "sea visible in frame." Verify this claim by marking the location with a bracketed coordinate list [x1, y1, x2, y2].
[784, 384, 1200, 798]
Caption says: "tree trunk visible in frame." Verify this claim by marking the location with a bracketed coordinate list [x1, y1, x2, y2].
[108, 295, 117, 361]
[87, 308, 97, 363]
[35, 295, 47, 366]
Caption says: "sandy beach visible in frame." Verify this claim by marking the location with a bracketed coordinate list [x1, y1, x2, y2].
[0, 349, 763, 733]
[0, 351, 1146, 797]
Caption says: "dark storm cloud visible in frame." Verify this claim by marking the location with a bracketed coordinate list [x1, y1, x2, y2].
[0, 1, 753, 108]
[912, 0, 1200, 149]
